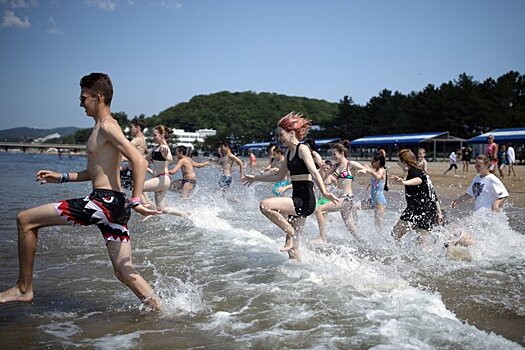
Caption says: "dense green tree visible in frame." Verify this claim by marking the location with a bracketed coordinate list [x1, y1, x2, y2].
[55, 71, 524, 148]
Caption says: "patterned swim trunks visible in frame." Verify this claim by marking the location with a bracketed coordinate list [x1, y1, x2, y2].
[54, 189, 131, 243]
[218, 175, 232, 188]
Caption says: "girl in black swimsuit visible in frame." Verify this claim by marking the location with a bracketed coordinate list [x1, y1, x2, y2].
[242, 112, 337, 259]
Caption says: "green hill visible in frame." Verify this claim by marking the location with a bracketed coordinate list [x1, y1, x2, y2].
[147, 91, 338, 144]
[0, 127, 80, 142]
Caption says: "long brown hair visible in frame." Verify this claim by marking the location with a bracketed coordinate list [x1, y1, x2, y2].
[397, 149, 418, 169]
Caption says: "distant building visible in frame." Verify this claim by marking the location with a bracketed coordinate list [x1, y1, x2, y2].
[144, 128, 216, 149]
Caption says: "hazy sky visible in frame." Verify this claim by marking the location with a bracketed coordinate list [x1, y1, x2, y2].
[1, 0, 524, 129]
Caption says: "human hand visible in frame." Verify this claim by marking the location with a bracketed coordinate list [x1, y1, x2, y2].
[36, 170, 60, 184]
[133, 204, 162, 216]
[390, 175, 404, 184]
[241, 174, 255, 186]
[324, 192, 339, 205]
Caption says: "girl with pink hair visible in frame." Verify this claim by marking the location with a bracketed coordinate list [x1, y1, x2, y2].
[243, 112, 337, 259]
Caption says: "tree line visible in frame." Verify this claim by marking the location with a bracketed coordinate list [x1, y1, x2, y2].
[58, 71, 524, 148]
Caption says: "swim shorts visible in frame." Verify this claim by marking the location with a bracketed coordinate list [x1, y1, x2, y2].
[218, 175, 232, 188]
[54, 189, 131, 243]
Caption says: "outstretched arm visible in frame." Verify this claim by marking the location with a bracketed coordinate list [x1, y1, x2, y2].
[451, 192, 473, 209]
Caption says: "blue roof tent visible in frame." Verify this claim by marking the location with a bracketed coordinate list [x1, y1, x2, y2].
[350, 132, 448, 146]
[467, 128, 525, 144]
[238, 138, 340, 150]
[350, 131, 467, 161]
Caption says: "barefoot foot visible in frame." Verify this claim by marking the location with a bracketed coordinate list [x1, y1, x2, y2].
[0, 286, 33, 304]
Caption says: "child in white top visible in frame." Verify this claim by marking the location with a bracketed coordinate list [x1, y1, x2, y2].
[443, 148, 459, 176]
[451, 155, 508, 211]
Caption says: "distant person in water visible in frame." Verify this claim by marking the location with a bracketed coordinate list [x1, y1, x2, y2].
[0, 73, 162, 309]
[120, 117, 148, 192]
[217, 142, 245, 190]
[243, 112, 337, 258]
[169, 145, 210, 199]
[143, 125, 189, 217]
[485, 135, 498, 174]
[416, 148, 428, 172]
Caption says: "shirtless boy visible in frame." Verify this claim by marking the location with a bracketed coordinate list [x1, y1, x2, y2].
[169, 145, 210, 199]
[0, 73, 162, 310]
[217, 142, 245, 190]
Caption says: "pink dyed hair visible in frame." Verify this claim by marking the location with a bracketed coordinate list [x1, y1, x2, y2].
[277, 112, 312, 141]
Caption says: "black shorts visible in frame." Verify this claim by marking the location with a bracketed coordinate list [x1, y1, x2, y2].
[291, 181, 316, 217]
[54, 189, 131, 243]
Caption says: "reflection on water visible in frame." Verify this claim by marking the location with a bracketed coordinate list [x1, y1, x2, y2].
[0, 153, 523, 349]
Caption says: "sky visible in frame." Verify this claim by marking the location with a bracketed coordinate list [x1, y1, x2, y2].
[0, 0, 524, 130]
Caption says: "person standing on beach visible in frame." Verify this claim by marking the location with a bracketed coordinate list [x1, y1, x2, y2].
[391, 149, 443, 244]
[461, 145, 472, 173]
[486, 135, 498, 174]
[242, 112, 337, 258]
[0, 73, 162, 309]
[506, 143, 516, 177]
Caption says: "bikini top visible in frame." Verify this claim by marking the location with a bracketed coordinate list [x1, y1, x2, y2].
[151, 146, 167, 161]
[333, 162, 354, 180]
[287, 144, 310, 176]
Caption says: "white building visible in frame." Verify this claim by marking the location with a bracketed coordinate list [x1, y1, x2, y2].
[143, 128, 216, 149]
[172, 128, 217, 148]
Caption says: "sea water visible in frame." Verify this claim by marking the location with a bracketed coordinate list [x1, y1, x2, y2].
[0, 152, 523, 349]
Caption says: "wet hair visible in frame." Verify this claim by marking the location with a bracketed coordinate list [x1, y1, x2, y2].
[131, 117, 145, 131]
[277, 112, 312, 141]
[176, 145, 188, 155]
[332, 140, 351, 157]
[372, 151, 388, 191]
[397, 149, 418, 169]
[80, 73, 113, 106]
[153, 125, 173, 141]
[475, 154, 490, 167]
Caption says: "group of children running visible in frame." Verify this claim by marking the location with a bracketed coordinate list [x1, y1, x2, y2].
[242, 113, 510, 259]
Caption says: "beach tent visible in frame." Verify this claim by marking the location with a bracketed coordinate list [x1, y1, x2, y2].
[467, 127, 525, 144]
[238, 138, 340, 152]
[350, 131, 466, 161]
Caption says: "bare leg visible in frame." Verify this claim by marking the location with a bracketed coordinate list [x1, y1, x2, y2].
[314, 202, 338, 242]
[156, 190, 189, 217]
[259, 197, 296, 252]
[0, 204, 67, 304]
[181, 182, 194, 199]
[391, 219, 411, 242]
[287, 216, 305, 260]
[374, 203, 385, 233]
[106, 241, 161, 310]
[341, 203, 358, 237]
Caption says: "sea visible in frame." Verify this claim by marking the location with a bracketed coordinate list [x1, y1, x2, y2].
[0, 152, 523, 349]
